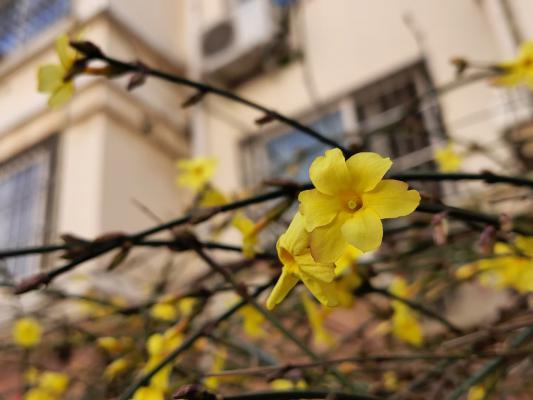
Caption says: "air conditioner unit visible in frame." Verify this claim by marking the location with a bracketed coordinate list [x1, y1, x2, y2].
[201, 0, 277, 84]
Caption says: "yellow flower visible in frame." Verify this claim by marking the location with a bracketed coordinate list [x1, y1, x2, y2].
[300, 293, 335, 347]
[271, 378, 307, 390]
[467, 385, 486, 400]
[104, 357, 131, 381]
[204, 348, 227, 390]
[39, 372, 69, 395]
[24, 367, 40, 385]
[176, 157, 217, 191]
[434, 143, 462, 172]
[266, 213, 338, 309]
[299, 149, 420, 262]
[200, 186, 228, 207]
[232, 214, 259, 258]
[25, 388, 55, 400]
[13, 317, 42, 348]
[391, 305, 423, 347]
[495, 42, 533, 88]
[390, 277, 423, 347]
[383, 371, 399, 391]
[150, 302, 178, 321]
[470, 237, 533, 293]
[37, 34, 78, 107]
[97, 336, 133, 354]
[133, 386, 165, 400]
[334, 245, 362, 276]
[239, 305, 266, 338]
[455, 262, 479, 280]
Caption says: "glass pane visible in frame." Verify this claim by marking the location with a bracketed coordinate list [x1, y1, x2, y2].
[265, 111, 344, 182]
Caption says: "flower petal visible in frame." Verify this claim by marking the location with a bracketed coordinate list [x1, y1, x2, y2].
[309, 148, 350, 196]
[300, 274, 339, 307]
[278, 213, 309, 256]
[298, 189, 340, 231]
[346, 152, 392, 193]
[309, 213, 349, 263]
[296, 253, 336, 282]
[341, 208, 383, 252]
[37, 64, 64, 93]
[48, 82, 74, 108]
[362, 179, 420, 219]
[55, 34, 76, 70]
[266, 270, 299, 310]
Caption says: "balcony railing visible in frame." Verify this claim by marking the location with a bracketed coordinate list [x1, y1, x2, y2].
[0, 0, 70, 58]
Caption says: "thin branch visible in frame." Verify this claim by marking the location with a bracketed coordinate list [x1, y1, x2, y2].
[368, 284, 464, 335]
[217, 390, 382, 400]
[94, 53, 350, 155]
[446, 327, 533, 400]
[193, 247, 356, 390]
[117, 279, 274, 400]
[201, 350, 532, 378]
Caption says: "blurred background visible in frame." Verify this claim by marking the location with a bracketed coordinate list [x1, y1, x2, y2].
[0, 0, 532, 397]
[1, 0, 532, 282]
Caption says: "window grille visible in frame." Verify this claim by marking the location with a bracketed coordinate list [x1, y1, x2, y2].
[0, 0, 70, 58]
[241, 111, 344, 187]
[353, 62, 446, 195]
[0, 139, 56, 281]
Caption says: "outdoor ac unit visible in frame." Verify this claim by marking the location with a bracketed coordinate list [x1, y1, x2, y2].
[201, 0, 277, 84]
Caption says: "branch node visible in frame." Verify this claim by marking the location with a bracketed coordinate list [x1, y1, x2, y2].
[173, 384, 217, 400]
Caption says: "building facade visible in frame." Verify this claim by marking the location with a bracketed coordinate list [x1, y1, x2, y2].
[0, 0, 532, 284]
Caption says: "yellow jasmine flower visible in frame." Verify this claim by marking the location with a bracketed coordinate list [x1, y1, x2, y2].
[204, 348, 227, 390]
[495, 41, 533, 88]
[24, 367, 40, 385]
[37, 34, 78, 107]
[39, 371, 69, 395]
[176, 157, 217, 191]
[232, 214, 259, 258]
[178, 297, 197, 316]
[383, 371, 399, 391]
[461, 237, 533, 293]
[13, 317, 42, 348]
[266, 213, 338, 309]
[97, 336, 133, 354]
[334, 245, 362, 276]
[299, 149, 420, 262]
[239, 305, 266, 338]
[200, 186, 228, 207]
[390, 277, 423, 347]
[391, 304, 423, 347]
[150, 302, 178, 321]
[455, 262, 478, 280]
[300, 293, 335, 347]
[434, 143, 462, 172]
[25, 388, 55, 400]
[335, 268, 362, 308]
[467, 385, 486, 400]
[270, 378, 307, 390]
[104, 357, 131, 381]
[133, 386, 165, 400]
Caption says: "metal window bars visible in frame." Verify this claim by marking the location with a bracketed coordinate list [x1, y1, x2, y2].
[0, 0, 70, 58]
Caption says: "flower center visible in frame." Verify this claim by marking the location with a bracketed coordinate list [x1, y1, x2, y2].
[347, 199, 359, 210]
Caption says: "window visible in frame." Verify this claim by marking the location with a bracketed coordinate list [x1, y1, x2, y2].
[0, 139, 56, 281]
[0, 0, 70, 58]
[241, 110, 345, 186]
[353, 61, 446, 194]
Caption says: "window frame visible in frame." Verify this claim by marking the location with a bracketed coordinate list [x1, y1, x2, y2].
[0, 135, 58, 280]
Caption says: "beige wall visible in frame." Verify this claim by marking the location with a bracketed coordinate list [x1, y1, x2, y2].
[196, 0, 527, 197]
